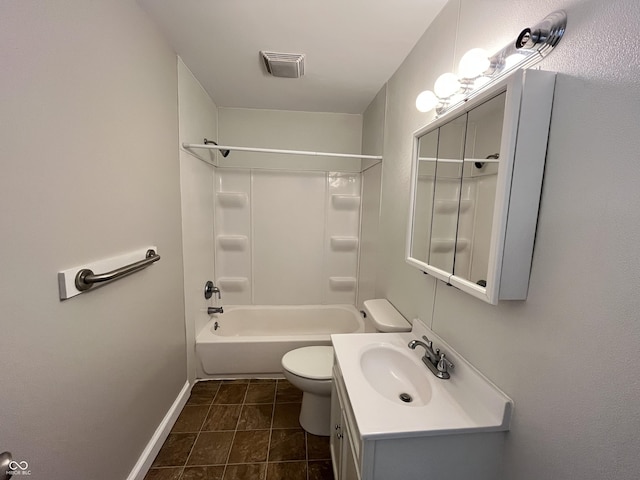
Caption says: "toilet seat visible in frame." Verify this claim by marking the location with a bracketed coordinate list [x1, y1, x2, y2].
[281, 346, 333, 380]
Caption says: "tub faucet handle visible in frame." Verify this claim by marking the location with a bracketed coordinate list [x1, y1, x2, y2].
[204, 281, 222, 300]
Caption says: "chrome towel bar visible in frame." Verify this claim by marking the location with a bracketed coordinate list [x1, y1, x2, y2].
[74, 249, 160, 291]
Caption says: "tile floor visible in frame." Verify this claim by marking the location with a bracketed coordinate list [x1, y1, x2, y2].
[145, 379, 335, 480]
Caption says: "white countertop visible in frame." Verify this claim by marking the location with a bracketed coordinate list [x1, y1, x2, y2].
[331, 322, 513, 440]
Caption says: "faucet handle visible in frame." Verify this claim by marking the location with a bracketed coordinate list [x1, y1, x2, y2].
[421, 335, 433, 348]
[437, 352, 454, 373]
[204, 280, 222, 300]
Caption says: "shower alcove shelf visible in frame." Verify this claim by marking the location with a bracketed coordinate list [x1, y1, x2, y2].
[215, 192, 248, 208]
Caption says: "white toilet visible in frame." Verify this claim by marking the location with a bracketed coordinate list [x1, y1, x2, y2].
[281, 299, 411, 436]
[282, 346, 334, 436]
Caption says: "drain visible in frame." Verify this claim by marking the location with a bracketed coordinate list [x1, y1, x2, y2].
[399, 393, 413, 403]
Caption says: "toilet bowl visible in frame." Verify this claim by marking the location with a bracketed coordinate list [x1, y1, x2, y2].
[281, 345, 334, 436]
[281, 299, 411, 436]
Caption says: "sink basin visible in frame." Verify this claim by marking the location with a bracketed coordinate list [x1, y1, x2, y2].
[359, 344, 432, 406]
[332, 331, 513, 438]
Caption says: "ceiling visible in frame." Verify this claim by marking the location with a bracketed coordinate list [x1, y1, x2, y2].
[138, 0, 448, 114]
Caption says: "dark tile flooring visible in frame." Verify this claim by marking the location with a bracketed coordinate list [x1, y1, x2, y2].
[145, 379, 335, 480]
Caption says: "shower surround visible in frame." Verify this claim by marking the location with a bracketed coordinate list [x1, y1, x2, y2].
[214, 168, 362, 306]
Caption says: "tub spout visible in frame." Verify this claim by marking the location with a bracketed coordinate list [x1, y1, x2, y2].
[208, 306, 223, 315]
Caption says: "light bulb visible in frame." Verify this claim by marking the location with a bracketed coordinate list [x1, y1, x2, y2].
[415, 90, 438, 113]
[434, 73, 461, 98]
[458, 48, 490, 78]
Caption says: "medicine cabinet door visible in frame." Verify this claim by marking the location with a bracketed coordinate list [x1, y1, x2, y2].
[408, 129, 438, 266]
[453, 92, 506, 288]
[428, 115, 466, 276]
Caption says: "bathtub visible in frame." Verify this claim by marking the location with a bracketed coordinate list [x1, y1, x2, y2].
[195, 305, 364, 376]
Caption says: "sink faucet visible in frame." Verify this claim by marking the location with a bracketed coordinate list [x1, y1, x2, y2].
[408, 335, 454, 379]
[408, 336, 439, 364]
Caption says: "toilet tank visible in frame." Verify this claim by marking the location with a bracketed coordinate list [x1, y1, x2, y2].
[362, 299, 411, 332]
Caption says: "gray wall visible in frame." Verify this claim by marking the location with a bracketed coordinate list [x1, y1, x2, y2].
[376, 0, 640, 478]
[0, 1, 187, 479]
[217, 107, 363, 172]
[357, 86, 386, 308]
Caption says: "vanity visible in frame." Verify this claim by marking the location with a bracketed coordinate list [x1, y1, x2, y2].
[330, 322, 512, 480]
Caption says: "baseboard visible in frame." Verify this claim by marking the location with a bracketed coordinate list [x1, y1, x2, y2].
[126, 380, 191, 480]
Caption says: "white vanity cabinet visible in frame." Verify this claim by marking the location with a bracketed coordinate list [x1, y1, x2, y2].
[331, 365, 361, 480]
[330, 337, 511, 480]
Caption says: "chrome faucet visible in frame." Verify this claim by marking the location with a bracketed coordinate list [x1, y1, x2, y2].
[208, 306, 223, 315]
[408, 335, 454, 379]
[408, 337, 439, 363]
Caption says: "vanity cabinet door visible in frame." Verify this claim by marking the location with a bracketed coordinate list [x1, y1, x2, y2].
[342, 411, 361, 480]
[331, 374, 363, 480]
[330, 380, 343, 479]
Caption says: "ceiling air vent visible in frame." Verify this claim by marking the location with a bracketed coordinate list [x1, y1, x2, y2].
[260, 51, 305, 78]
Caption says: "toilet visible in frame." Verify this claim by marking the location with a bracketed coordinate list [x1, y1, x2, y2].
[281, 299, 411, 436]
[282, 346, 334, 436]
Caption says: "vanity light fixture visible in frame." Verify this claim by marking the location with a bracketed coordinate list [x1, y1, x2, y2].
[415, 10, 566, 115]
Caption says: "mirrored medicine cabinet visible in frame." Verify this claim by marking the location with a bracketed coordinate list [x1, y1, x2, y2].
[406, 69, 556, 304]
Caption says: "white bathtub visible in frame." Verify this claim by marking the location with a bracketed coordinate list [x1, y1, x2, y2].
[196, 305, 364, 376]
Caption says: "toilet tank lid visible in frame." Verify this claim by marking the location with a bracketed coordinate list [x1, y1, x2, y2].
[363, 299, 411, 332]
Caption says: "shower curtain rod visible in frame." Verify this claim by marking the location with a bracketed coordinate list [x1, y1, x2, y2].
[182, 142, 383, 160]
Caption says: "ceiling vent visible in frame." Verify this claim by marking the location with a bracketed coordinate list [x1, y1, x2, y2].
[260, 51, 305, 78]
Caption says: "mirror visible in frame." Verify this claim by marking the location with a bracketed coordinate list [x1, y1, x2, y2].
[454, 93, 506, 286]
[407, 69, 556, 304]
[429, 115, 466, 273]
[410, 129, 438, 264]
